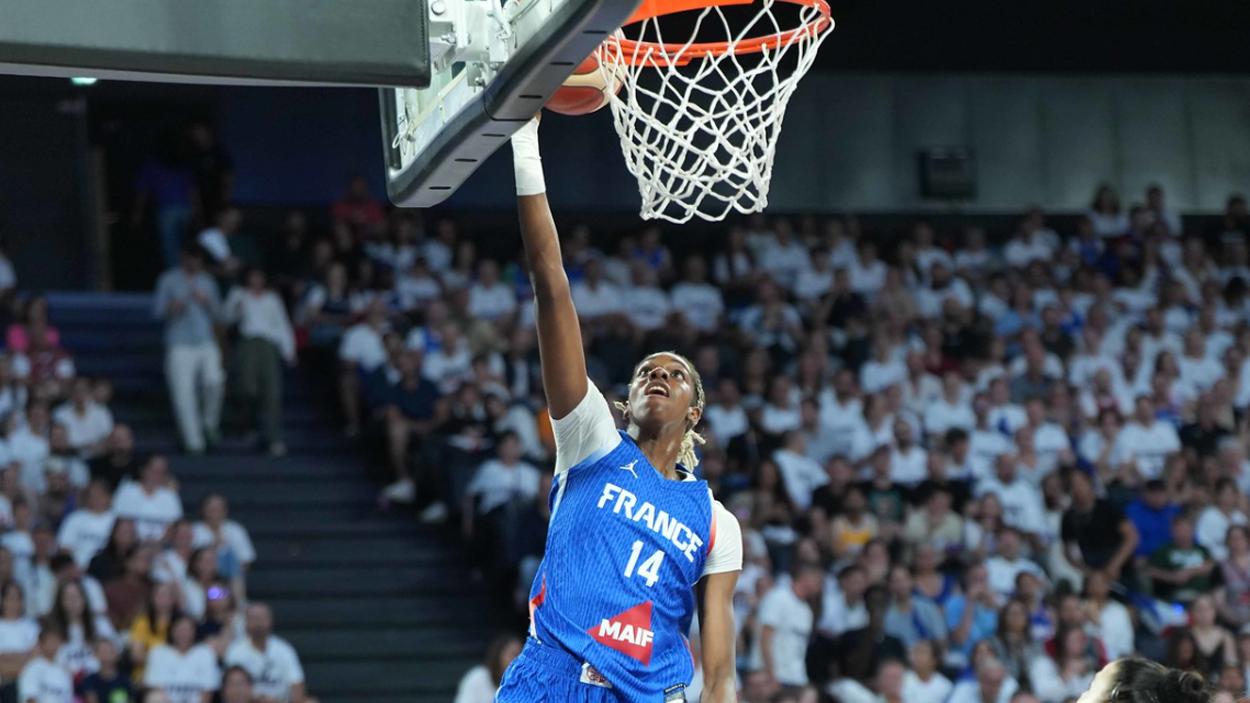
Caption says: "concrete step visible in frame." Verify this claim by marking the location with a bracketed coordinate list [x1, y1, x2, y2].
[248, 566, 473, 597]
[269, 595, 483, 628]
[306, 658, 472, 692]
[284, 627, 488, 660]
[254, 536, 455, 565]
[179, 482, 380, 506]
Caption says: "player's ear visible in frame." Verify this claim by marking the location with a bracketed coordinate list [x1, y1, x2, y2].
[687, 405, 702, 427]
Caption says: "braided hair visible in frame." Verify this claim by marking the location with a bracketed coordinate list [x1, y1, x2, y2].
[615, 351, 707, 470]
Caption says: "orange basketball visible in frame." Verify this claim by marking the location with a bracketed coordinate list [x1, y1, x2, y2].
[545, 53, 619, 116]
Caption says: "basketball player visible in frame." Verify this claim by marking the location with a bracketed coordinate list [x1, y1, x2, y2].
[494, 116, 743, 703]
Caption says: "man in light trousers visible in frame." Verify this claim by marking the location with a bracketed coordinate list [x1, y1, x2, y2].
[154, 243, 224, 454]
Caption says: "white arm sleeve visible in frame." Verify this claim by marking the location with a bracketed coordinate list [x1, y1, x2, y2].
[702, 500, 744, 577]
[552, 379, 622, 475]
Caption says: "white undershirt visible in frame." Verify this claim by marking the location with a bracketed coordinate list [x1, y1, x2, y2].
[550, 379, 743, 577]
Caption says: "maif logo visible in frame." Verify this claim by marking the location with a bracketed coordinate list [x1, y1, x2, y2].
[589, 601, 654, 665]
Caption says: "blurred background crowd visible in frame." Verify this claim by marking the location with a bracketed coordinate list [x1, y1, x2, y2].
[128, 158, 1250, 703]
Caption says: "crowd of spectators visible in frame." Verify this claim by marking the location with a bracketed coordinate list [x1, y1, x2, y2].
[208, 170, 1250, 702]
[0, 272, 310, 702]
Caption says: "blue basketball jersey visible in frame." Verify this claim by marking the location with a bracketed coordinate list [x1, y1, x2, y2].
[525, 430, 715, 702]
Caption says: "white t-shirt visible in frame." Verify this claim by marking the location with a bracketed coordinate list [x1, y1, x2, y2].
[467, 283, 517, 321]
[1196, 507, 1248, 562]
[750, 584, 812, 686]
[466, 460, 541, 514]
[337, 323, 387, 371]
[986, 555, 1043, 601]
[453, 664, 496, 703]
[947, 678, 1018, 703]
[974, 478, 1046, 536]
[902, 671, 953, 703]
[1114, 421, 1181, 480]
[0, 618, 39, 654]
[191, 521, 257, 566]
[623, 285, 672, 331]
[17, 656, 72, 703]
[703, 404, 748, 446]
[550, 380, 743, 578]
[113, 483, 183, 542]
[51, 403, 114, 452]
[669, 282, 724, 333]
[923, 398, 975, 436]
[56, 509, 116, 567]
[145, 644, 220, 703]
[570, 281, 622, 320]
[889, 445, 928, 486]
[772, 449, 828, 512]
[225, 637, 304, 703]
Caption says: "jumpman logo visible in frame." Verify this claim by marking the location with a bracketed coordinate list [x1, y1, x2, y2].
[619, 460, 639, 479]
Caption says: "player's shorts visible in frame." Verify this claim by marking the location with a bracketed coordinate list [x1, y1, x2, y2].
[495, 638, 620, 703]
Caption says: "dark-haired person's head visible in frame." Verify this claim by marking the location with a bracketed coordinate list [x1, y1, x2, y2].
[484, 633, 523, 685]
[1078, 657, 1211, 703]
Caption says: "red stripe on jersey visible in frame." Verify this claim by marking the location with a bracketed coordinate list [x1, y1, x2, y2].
[706, 505, 717, 555]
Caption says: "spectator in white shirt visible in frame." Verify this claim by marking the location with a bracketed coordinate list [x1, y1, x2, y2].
[759, 377, 801, 438]
[1113, 396, 1181, 481]
[570, 258, 622, 323]
[17, 624, 71, 703]
[772, 433, 827, 512]
[51, 379, 112, 458]
[669, 256, 724, 334]
[986, 528, 1043, 603]
[924, 372, 974, 439]
[224, 603, 308, 703]
[750, 564, 822, 687]
[0, 580, 39, 686]
[463, 433, 540, 530]
[1087, 184, 1129, 238]
[851, 241, 887, 297]
[757, 224, 810, 287]
[223, 269, 296, 456]
[793, 247, 834, 302]
[337, 298, 389, 436]
[1196, 478, 1249, 562]
[889, 420, 927, 486]
[1146, 183, 1183, 236]
[947, 656, 1017, 703]
[453, 634, 522, 703]
[113, 456, 183, 543]
[145, 614, 220, 703]
[915, 262, 973, 320]
[1179, 329, 1223, 393]
[467, 259, 517, 322]
[56, 480, 115, 569]
[622, 263, 671, 333]
[902, 639, 952, 703]
[975, 454, 1046, 537]
[819, 370, 863, 459]
[191, 494, 256, 587]
[703, 379, 749, 447]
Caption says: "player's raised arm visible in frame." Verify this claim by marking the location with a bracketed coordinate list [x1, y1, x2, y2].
[512, 117, 588, 420]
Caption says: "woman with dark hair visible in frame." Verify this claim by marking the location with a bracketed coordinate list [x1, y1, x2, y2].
[219, 665, 255, 703]
[1087, 184, 1128, 239]
[1078, 657, 1211, 703]
[5, 295, 60, 353]
[128, 582, 180, 682]
[144, 613, 219, 703]
[180, 547, 218, 620]
[1216, 524, 1250, 628]
[195, 582, 242, 659]
[89, 518, 139, 583]
[1190, 594, 1237, 677]
[50, 579, 116, 680]
[989, 598, 1041, 689]
[1167, 629, 1201, 672]
[1031, 623, 1099, 702]
[0, 580, 37, 685]
[453, 633, 523, 703]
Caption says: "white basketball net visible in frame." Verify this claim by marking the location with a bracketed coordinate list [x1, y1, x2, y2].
[598, 0, 832, 223]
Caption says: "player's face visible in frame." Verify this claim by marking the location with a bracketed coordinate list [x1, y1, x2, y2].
[627, 354, 700, 430]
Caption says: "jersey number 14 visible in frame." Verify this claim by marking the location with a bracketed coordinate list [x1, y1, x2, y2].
[624, 540, 665, 587]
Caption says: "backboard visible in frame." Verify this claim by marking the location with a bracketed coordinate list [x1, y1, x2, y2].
[379, 0, 641, 207]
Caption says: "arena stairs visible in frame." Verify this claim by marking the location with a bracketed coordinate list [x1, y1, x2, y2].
[48, 292, 492, 703]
